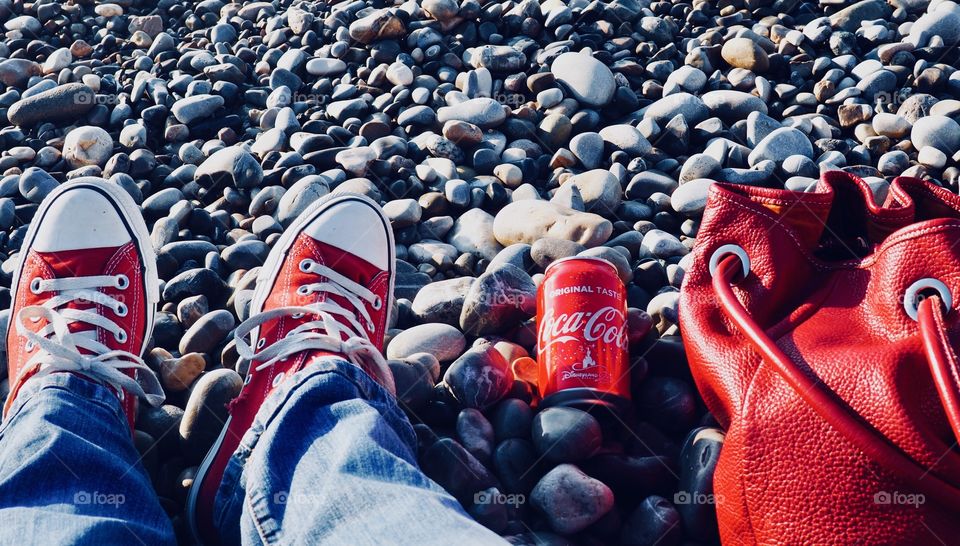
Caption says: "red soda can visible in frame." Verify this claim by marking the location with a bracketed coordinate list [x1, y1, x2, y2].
[536, 256, 630, 414]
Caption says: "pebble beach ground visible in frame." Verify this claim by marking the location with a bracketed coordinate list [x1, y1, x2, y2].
[0, 0, 955, 543]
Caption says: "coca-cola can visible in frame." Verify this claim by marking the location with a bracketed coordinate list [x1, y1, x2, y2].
[536, 256, 630, 414]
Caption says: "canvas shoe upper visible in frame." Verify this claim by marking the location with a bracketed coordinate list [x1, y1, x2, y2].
[187, 192, 396, 544]
[4, 178, 163, 429]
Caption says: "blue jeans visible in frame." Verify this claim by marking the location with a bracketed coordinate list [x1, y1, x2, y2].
[0, 358, 505, 545]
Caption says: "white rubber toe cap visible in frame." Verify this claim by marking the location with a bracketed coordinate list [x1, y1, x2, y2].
[33, 187, 132, 252]
[302, 199, 390, 270]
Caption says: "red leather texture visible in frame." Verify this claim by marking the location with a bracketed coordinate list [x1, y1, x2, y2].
[679, 171, 960, 544]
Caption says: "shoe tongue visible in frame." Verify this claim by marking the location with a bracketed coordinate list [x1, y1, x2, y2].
[307, 239, 381, 341]
[34, 246, 127, 278]
[32, 246, 130, 348]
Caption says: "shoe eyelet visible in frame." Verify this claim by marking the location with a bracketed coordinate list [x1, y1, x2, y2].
[296, 285, 311, 296]
[29, 278, 43, 294]
[299, 259, 314, 272]
[291, 312, 304, 319]
[272, 372, 284, 387]
[24, 340, 34, 351]
[256, 338, 266, 349]
[115, 303, 128, 317]
[115, 330, 127, 343]
[29, 315, 40, 323]
[115, 275, 130, 290]
[371, 296, 383, 310]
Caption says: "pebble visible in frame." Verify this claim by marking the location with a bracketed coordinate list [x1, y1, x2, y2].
[493, 200, 612, 247]
[621, 496, 683, 546]
[456, 408, 495, 462]
[677, 428, 724, 541]
[671, 179, 715, 216]
[641, 229, 689, 259]
[387, 323, 466, 362]
[159, 353, 206, 392]
[443, 345, 514, 410]
[19, 168, 59, 204]
[721, 38, 769, 73]
[171, 95, 225, 124]
[62, 126, 113, 168]
[179, 369, 243, 463]
[179, 310, 235, 354]
[412, 276, 474, 326]
[551, 52, 616, 107]
[194, 146, 263, 189]
[459, 264, 536, 335]
[565, 169, 622, 213]
[643, 93, 709, 127]
[531, 464, 615, 534]
[532, 407, 602, 464]
[437, 98, 506, 128]
[598, 125, 651, 156]
[306, 58, 347, 76]
[748, 127, 814, 167]
[911, 116, 960, 155]
[8, 83, 95, 127]
[448, 208, 503, 260]
[569, 133, 604, 170]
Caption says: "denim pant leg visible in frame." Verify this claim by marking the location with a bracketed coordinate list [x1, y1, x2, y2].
[214, 357, 507, 546]
[0, 373, 175, 545]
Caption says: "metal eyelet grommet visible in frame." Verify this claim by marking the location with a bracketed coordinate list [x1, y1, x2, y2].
[25, 340, 34, 351]
[256, 338, 266, 349]
[291, 312, 305, 319]
[299, 259, 313, 272]
[296, 285, 310, 296]
[115, 303, 128, 317]
[904, 278, 953, 321]
[708, 244, 751, 279]
[30, 278, 42, 294]
[371, 296, 383, 310]
[272, 372, 284, 387]
[115, 275, 130, 290]
[115, 330, 128, 343]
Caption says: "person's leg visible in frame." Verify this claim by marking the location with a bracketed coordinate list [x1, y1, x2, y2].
[0, 373, 174, 544]
[188, 193, 503, 544]
[215, 357, 504, 545]
[0, 179, 172, 544]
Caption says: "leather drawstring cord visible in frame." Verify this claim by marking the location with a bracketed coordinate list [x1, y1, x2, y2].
[713, 256, 960, 506]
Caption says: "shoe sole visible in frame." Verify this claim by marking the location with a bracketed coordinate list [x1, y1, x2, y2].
[185, 191, 396, 544]
[9, 177, 160, 364]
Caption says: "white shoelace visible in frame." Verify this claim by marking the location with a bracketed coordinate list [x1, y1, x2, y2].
[234, 259, 396, 395]
[13, 274, 164, 407]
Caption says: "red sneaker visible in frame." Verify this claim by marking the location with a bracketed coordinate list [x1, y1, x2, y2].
[187, 192, 396, 544]
[4, 178, 163, 429]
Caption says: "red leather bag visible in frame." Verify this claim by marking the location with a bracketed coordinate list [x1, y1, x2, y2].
[679, 171, 960, 544]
